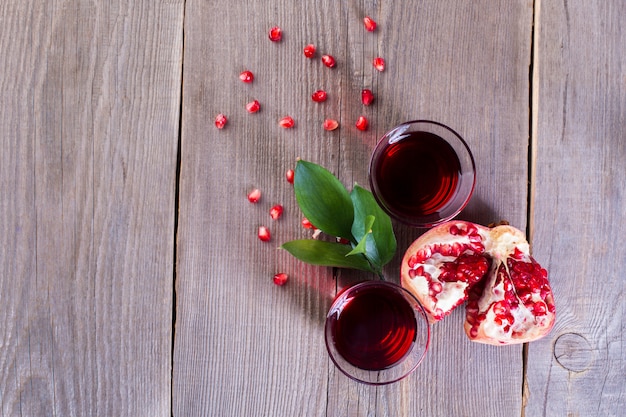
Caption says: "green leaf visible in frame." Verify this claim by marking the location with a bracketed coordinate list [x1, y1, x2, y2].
[281, 240, 373, 272]
[350, 184, 397, 268]
[346, 215, 375, 257]
[294, 160, 355, 240]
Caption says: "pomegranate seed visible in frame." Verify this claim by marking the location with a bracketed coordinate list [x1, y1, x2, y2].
[301, 217, 316, 229]
[279, 116, 295, 128]
[361, 89, 375, 106]
[303, 44, 316, 58]
[373, 57, 385, 72]
[355, 116, 368, 131]
[268, 26, 282, 42]
[323, 119, 339, 131]
[270, 204, 284, 220]
[286, 169, 294, 184]
[214, 114, 227, 129]
[239, 70, 254, 83]
[246, 99, 260, 113]
[247, 188, 261, 203]
[311, 90, 327, 103]
[258, 226, 271, 242]
[273, 272, 289, 286]
[321, 54, 336, 68]
[363, 16, 377, 32]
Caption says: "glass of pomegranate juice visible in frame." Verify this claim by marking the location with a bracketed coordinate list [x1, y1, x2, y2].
[369, 120, 476, 228]
[325, 281, 430, 385]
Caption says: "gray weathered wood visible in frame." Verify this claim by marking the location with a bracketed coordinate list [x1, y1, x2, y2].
[0, 1, 183, 415]
[526, 0, 626, 415]
[175, 1, 532, 416]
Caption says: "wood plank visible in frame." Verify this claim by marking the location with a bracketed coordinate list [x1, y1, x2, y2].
[0, 1, 183, 415]
[527, 0, 626, 415]
[176, 0, 533, 416]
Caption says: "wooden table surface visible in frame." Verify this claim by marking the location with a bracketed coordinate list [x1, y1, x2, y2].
[1, 1, 624, 416]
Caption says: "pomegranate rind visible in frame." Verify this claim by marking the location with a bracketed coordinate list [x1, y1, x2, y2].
[401, 221, 556, 345]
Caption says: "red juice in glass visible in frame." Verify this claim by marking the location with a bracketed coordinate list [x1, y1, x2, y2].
[325, 281, 430, 385]
[369, 120, 475, 228]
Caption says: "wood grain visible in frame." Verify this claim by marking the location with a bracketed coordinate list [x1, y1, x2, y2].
[175, 1, 532, 416]
[0, 1, 183, 415]
[526, 0, 626, 415]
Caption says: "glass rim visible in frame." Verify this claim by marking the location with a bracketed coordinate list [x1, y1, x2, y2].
[324, 280, 431, 385]
[368, 120, 476, 228]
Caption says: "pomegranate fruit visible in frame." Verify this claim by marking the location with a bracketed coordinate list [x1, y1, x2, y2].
[400, 221, 555, 345]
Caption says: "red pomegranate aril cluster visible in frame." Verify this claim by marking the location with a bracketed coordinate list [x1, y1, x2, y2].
[246, 100, 260, 113]
[215, 114, 227, 129]
[303, 44, 316, 58]
[321, 54, 336, 68]
[239, 70, 254, 83]
[279, 116, 295, 128]
[311, 90, 327, 103]
[268, 26, 282, 42]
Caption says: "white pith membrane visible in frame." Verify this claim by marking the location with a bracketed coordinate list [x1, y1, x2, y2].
[401, 221, 556, 345]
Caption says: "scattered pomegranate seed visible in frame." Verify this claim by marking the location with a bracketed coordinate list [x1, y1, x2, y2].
[270, 204, 284, 220]
[286, 169, 295, 184]
[321, 54, 336, 68]
[247, 188, 261, 203]
[356, 116, 369, 131]
[363, 16, 377, 32]
[215, 114, 227, 129]
[301, 217, 316, 229]
[323, 119, 339, 131]
[311, 90, 328, 103]
[239, 70, 254, 83]
[303, 44, 316, 58]
[373, 57, 385, 72]
[258, 226, 271, 242]
[279, 116, 295, 128]
[273, 272, 289, 286]
[361, 89, 375, 106]
[246, 99, 261, 113]
[268, 26, 282, 42]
